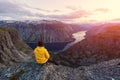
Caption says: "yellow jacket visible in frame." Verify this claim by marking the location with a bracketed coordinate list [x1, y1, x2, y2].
[34, 46, 50, 64]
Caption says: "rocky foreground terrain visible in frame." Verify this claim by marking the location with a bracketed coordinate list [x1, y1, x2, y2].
[0, 59, 120, 80]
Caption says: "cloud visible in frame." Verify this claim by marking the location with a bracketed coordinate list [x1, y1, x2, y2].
[34, 8, 61, 13]
[0, 0, 34, 17]
[48, 10, 92, 19]
[23, 4, 61, 13]
[31, 9, 92, 20]
[33, 8, 50, 12]
[110, 18, 120, 22]
[66, 6, 77, 10]
[52, 10, 61, 12]
[0, 0, 92, 21]
[95, 8, 110, 13]
[0, 0, 59, 20]
[23, 4, 51, 13]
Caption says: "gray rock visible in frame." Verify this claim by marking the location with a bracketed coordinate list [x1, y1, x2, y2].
[0, 27, 33, 67]
[0, 59, 120, 80]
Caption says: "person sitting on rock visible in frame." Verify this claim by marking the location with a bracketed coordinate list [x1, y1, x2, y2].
[34, 40, 59, 65]
[34, 40, 50, 64]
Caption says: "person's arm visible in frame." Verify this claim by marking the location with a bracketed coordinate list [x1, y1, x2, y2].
[33, 48, 37, 54]
[45, 49, 50, 59]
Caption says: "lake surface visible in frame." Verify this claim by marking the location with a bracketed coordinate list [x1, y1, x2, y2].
[27, 42, 70, 53]
[27, 31, 86, 53]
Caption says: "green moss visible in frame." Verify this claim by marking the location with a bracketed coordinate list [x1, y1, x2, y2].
[0, 26, 14, 31]
[50, 54, 60, 60]
[9, 75, 17, 80]
[0, 27, 17, 38]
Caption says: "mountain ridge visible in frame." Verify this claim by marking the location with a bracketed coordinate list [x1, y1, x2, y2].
[0, 20, 74, 43]
[58, 25, 120, 66]
[0, 27, 33, 67]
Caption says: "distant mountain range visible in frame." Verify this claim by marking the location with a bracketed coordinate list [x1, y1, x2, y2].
[0, 20, 90, 43]
[86, 23, 120, 37]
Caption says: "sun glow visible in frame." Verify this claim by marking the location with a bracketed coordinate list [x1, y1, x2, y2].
[0, 0, 120, 23]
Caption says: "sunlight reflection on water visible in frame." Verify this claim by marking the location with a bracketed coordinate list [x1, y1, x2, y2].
[57, 31, 87, 53]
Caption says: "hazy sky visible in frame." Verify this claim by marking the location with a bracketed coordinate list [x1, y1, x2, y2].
[0, 0, 120, 23]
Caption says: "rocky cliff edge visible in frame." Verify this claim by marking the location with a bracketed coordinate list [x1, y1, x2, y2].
[0, 27, 33, 67]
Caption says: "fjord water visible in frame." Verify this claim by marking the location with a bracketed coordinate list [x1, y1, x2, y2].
[27, 31, 86, 53]
[61, 31, 86, 52]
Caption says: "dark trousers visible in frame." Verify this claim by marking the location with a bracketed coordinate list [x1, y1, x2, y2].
[48, 58, 59, 65]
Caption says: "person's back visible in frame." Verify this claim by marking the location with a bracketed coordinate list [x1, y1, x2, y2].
[34, 40, 50, 64]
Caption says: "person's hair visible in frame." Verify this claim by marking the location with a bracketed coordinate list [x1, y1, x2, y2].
[38, 40, 44, 47]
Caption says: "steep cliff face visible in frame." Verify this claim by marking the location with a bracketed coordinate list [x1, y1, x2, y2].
[0, 59, 120, 80]
[59, 26, 120, 66]
[0, 20, 73, 42]
[0, 27, 33, 67]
